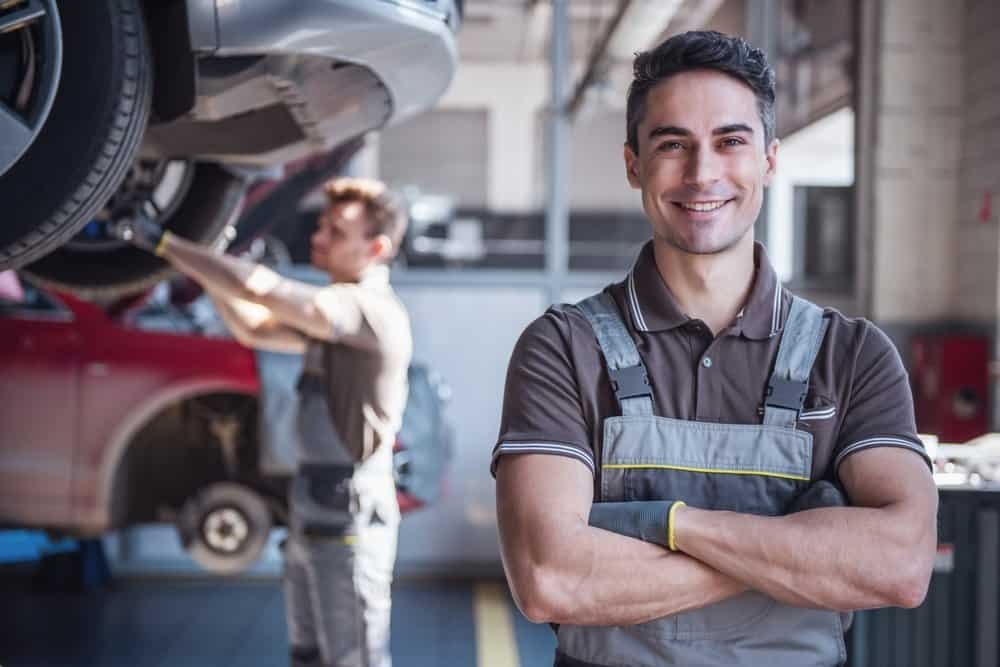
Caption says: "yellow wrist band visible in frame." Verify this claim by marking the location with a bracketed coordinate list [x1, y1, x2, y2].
[154, 231, 172, 257]
[667, 500, 686, 552]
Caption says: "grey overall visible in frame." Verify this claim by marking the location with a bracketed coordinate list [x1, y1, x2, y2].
[555, 291, 846, 667]
[284, 341, 399, 667]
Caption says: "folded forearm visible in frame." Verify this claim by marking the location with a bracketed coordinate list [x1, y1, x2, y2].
[507, 522, 746, 626]
[674, 505, 925, 611]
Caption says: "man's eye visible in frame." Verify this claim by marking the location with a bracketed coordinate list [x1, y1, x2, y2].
[721, 137, 745, 147]
[657, 141, 684, 152]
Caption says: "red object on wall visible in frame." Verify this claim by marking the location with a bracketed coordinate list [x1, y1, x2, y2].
[911, 335, 990, 443]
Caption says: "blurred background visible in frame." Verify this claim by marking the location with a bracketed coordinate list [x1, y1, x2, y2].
[1, 0, 998, 665]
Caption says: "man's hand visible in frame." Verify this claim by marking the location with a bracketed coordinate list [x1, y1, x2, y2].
[110, 216, 168, 254]
[785, 480, 847, 514]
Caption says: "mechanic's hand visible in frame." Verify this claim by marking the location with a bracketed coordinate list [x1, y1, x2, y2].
[110, 216, 168, 254]
[785, 480, 847, 514]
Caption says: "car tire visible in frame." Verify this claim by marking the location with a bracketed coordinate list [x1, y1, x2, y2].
[177, 482, 273, 575]
[23, 162, 245, 299]
[0, 0, 152, 269]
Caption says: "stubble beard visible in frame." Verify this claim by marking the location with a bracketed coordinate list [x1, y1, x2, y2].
[655, 215, 754, 257]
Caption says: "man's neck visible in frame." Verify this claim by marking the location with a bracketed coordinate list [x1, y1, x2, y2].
[330, 263, 389, 286]
[652, 234, 756, 336]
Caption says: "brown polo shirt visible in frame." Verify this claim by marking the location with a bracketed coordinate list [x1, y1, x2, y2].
[304, 266, 412, 463]
[492, 241, 930, 489]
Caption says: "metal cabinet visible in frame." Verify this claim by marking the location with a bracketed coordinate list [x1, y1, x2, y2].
[848, 488, 999, 667]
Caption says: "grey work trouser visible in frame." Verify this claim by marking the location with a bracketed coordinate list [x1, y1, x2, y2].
[284, 509, 398, 667]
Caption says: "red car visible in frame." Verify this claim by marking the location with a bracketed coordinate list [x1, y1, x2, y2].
[0, 275, 451, 572]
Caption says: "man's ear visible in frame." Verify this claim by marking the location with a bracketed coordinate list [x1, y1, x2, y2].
[624, 143, 641, 189]
[370, 234, 394, 262]
[763, 137, 779, 186]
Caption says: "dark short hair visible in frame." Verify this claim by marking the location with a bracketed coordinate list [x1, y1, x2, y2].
[322, 177, 408, 257]
[626, 30, 776, 154]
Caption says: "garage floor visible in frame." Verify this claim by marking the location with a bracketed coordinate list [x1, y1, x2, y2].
[0, 572, 556, 667]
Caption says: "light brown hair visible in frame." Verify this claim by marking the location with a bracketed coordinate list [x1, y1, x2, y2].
[322, 177, 408, 257]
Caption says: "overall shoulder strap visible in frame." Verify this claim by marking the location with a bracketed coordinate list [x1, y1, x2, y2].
[575, 292, 653, 417]
[763, 295, 829, 428]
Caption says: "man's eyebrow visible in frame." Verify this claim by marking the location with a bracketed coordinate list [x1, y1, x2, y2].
[713, 123, 754, 135]
[648, 126, 690, 140]
[647, 123, 755, 141]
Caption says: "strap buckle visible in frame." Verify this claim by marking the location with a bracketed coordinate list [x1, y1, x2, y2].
[765, 377, 807, 413]
[609, 364, 651, 401]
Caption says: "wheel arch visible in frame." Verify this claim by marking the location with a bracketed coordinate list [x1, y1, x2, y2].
[91, 378, 258, 530]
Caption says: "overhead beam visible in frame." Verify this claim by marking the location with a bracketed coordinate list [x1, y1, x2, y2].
[567, 0, 631, 119]
[568, 0, 688, 120]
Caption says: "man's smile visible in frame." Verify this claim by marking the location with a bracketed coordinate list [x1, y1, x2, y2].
[671, 198, 735, 219]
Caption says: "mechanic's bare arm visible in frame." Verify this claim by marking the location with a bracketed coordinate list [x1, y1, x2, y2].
[672, 447, 937, 612]
[206, 288, 306, 354]
[497, 453, 747, 626]
[160, 235, 372, 347]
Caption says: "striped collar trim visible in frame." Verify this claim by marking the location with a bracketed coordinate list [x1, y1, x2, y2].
[769, 282, 783, 337]
[625, 241, 784, 339]
[627, 269, 650, 332]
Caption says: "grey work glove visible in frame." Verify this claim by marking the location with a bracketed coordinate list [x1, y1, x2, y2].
[785, 480, 847, 514]
[589, 500, 686, 550]
[109, 216, 168, 254]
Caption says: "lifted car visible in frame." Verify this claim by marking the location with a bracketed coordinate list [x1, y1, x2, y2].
[0, 276, 453, 573]
[0, 0, 459, 297]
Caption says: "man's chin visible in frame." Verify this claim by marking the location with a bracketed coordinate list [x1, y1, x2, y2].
[660, 229, 751, 256]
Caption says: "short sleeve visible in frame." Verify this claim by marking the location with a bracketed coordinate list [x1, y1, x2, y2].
[832, 321, 932, 481]
[491, 306, 595, 477]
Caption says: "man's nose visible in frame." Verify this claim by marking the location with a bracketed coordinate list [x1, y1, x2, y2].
[682, 146, 723, 190]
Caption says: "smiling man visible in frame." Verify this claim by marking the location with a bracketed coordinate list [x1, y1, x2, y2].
[493, 31, 937, 666]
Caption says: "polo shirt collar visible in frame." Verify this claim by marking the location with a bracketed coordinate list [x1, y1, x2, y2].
[626, 240, 783, 340]
[360, 264, 390, 287]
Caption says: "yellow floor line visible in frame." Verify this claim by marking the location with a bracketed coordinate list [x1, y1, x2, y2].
[474, 581, 521, 667]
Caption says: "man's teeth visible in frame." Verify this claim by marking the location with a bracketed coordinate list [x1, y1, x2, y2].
[681, 201, 727, 212]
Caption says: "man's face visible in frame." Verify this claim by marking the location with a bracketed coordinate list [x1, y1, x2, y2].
[310, 200, 378, 282]
[624, 69, 778, 256]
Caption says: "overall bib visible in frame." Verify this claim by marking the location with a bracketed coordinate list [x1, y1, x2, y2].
[285, 340, 399, 667]
[555, 292, 847, 667]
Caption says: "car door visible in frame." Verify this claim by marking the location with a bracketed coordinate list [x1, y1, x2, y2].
[0, 278, 81, 527]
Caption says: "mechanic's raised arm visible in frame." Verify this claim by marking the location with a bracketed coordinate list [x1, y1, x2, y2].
[670, 326, 938, 613]
[159, 234, 374, 348]
[497, 453, 747, 626]
[206, 288, 306, 354]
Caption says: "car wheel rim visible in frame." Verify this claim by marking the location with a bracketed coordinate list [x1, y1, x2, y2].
[64, 159, 196, 252]
[202, 507, 250, 555]
[0, 0, 61, 177]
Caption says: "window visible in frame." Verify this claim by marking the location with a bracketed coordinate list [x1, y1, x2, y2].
[791, 185, 854, 289]
[765, 0, 857, 292]
[0, 277, 67, 317]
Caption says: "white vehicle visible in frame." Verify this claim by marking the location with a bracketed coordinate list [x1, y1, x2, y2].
[0, 0, 459, 297]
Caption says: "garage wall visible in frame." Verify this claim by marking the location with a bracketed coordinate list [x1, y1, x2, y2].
[391, 280, 612, 573]
[549, 110, 644, 212]
[437, 63, 549, 212]
[955, 0, 1000, 324]
[379, 110, 491, 209]
[870, 0, 963, 323]
[393, 285, 546, 572]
